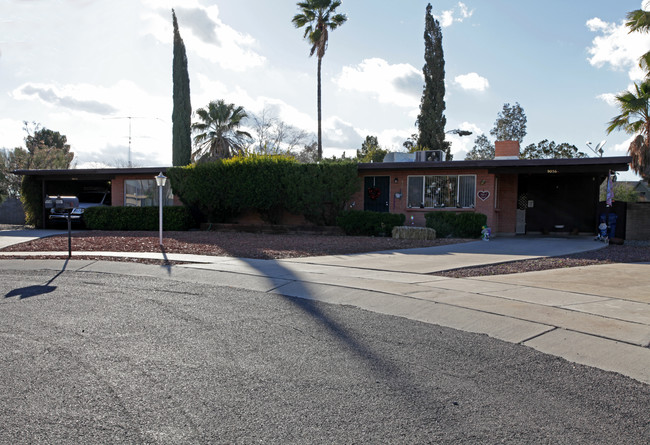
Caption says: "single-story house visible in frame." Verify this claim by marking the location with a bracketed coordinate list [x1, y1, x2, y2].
[15, 141, 632, 236]
[351, 141, 631, 236]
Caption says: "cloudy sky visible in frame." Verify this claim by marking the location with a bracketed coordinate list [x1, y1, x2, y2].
[1, 0, 649, 179]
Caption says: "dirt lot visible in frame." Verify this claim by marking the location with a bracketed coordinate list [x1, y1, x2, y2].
[1, 228, 649, 277]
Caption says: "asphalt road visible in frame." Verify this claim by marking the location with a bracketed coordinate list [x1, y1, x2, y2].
[0, 267, 648, 444]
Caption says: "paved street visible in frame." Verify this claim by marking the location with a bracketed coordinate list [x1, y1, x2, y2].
[1, 266, 649, 444]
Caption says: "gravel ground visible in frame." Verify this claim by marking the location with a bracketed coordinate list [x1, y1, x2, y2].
[1, 228, 649, 277]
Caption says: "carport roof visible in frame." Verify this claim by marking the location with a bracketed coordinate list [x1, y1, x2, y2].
[13, 166, 170, 180]
[358, 156, 632, 174]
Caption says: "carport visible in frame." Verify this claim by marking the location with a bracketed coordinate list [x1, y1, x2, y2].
[14, 167, 171, 228]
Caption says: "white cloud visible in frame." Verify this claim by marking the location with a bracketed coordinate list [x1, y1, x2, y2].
[334, 58, 422, 107]
[454, 72, 489, 91]
[437, 2, 474, 28]
[587, 15, 650, 81]
[597, 92, 618, 106]
[143, 3, 265, 71]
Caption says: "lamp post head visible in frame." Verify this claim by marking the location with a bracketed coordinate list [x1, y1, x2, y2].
[155, 172, 167, 187]
[445, 129, 472, 137]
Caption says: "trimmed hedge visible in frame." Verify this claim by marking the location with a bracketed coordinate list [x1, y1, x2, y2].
[167, 155, 359, 226]
[425, 211, 487, 238]
[337, 210, 406, 237]
[83, 206, 195, 231]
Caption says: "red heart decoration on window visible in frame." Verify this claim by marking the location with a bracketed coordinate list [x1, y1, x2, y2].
[477, 190, 490, 201]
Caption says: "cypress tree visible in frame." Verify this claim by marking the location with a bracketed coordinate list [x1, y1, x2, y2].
[172, 9, 192, 166]
[416, 3, 450, 158]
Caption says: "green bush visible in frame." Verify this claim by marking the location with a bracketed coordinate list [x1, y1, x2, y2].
[424, 212, 457, 238]
[83, 206, 195, 231]
[167, 155, 359, 226]
[336, 210, 406, 237]
[20, 175, 43, 227]
[425, 211, 487, 238]
[455, 212, 488, 238]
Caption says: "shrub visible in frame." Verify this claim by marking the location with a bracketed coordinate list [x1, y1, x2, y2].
[455, 212, 487, 238]
[424, 211, 487, 238]
[337, 210, 406, 237]
[83, 206, 195, 231]
[167, 156, 359, 226]
[424, 212, 457, 238]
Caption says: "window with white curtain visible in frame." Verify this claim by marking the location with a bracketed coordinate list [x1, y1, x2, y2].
[407, 175, 476, 208]
[124, 180, 173, 207]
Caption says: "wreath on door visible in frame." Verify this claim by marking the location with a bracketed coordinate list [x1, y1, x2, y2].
[367, 186, 381, 200]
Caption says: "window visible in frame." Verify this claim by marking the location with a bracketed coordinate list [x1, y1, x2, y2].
[407, 175, 475, 208]
[124, 179, 173, 207]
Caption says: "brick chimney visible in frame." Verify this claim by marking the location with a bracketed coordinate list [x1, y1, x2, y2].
[495, 141, 520, 159]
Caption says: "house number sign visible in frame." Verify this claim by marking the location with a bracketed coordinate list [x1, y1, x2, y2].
[477, 190, 490, 201]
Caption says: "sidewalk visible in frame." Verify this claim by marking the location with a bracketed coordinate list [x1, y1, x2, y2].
[1, 234, 649, 384]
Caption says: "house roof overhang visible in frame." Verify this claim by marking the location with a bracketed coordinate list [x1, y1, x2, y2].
[12, 166, 171, 181]
[357, 156, 632, 175]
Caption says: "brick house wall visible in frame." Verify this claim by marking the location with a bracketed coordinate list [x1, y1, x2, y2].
[352, 168, 505, 232]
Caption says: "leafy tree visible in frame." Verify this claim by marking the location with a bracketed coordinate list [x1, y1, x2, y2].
[416, 4, 449, 158]
[294, 140, 319, 163]
[464, 134, 495, 160]
[490, 102, 527, 143]
[292, 0, 347, 161]
[356, 135, 388, 163]
[191, 100, 252, 162]
[0, 123, 74, 200]
[520, 139, 587, 159]
[607, 81, 650, 180]
[249, 108, 310, 156]
[172, 9, 192, 166]
[600, 181, 639, 202]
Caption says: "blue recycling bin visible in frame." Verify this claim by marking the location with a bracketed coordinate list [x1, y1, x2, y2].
[600, 213, 618, 238]
[607, 213, 617, 238]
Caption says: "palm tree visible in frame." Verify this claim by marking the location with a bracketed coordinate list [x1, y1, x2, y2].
[292, 0, 347, 161]
[607, 81, 650, 180]
[191, 100, 252, 162]
[626, 9, 650, 75]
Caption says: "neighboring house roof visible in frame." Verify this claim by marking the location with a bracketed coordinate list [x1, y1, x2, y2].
[358, 156, 632, 174]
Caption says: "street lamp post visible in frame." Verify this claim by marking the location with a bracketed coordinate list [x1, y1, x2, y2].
[155, 172, 167, 245]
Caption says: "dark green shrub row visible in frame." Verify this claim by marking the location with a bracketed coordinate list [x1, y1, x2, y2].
[424, 211, 487, 238]
[83, 206, 195, 231]
[167, 156, 359, 226]
[336, 210, 406, 237]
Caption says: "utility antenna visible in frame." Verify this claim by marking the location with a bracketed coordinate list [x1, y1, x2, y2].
[104, 116, 163, 167]
[586, 140, 606, 158]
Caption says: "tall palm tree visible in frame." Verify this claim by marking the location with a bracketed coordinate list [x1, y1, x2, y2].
[292, 0, 347, 161]
[191, 100, 252, 162]
[626, 9, 650, 75]
[607, 81, 650, 180]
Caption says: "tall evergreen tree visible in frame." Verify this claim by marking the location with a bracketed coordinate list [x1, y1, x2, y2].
[172, 9, 192, 166]
[416, 3, 450, 158]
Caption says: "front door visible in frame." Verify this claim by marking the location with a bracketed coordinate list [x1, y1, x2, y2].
[364, 176, 390, 212]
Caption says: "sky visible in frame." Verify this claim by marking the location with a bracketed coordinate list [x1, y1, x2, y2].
[2, 0, 650, 180]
